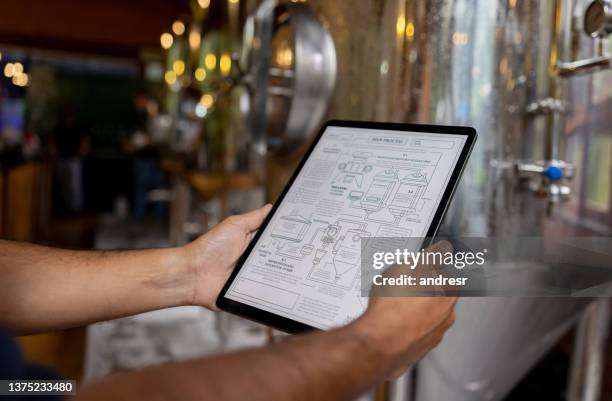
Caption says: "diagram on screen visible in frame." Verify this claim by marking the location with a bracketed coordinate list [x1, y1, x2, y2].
[347, 167, 430, 226]
[306, 218, 371, 289]
[270, 211, 313, 260]
[304, 146, 342, 181]
[331, 151, 373, 188]
[225, 128, 466, 329]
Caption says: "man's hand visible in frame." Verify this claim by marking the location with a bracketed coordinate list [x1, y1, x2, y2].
[73, 241, 457, 401]
[183, 204, 272, 310]
[349, 241, 457, 377]
[0, 205, 271, 334]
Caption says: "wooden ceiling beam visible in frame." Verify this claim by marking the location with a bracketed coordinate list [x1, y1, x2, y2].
[0, 0, 190, 57]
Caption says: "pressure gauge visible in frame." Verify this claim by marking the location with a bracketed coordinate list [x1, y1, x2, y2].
[584, 0, 612, 38]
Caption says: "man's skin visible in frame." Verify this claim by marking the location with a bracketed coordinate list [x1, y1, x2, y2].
[0, 204, 456, 401]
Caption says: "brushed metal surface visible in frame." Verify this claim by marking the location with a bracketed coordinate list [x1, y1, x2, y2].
[298, 0, 610, 400]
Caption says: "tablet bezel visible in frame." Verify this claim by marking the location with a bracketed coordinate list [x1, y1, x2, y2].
[216, 120, 477, 333]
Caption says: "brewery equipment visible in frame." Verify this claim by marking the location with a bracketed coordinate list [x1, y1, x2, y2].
[240, 0, 336, 160]
[149, 0, 609, 398]
[243, 0, 611, 400]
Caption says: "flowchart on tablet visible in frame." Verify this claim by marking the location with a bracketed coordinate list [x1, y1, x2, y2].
[226, 126, 467, 329]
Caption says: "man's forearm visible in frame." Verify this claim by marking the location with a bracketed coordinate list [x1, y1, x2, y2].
[77, 322, 395, 401]
[0, 240, 193, 334]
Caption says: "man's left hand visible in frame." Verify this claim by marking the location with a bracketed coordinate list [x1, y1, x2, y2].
[184, 204, 272, 310]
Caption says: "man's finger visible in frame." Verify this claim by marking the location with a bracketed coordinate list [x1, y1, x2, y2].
[422, 240, 454, 284]
[233, 204, 272, 232]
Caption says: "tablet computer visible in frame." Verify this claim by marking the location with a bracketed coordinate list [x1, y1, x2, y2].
[217, 120, 476, 333]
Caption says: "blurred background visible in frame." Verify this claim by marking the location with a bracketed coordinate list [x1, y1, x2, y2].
[0, 0, 610, 400]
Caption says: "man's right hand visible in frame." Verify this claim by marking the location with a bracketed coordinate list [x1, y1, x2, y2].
[73, 240, 457, 401]
[349, 241, 457, 378]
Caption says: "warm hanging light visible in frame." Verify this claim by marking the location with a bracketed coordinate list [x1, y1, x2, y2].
[198, 0, 210, 8]
[406, 21, 415, 38]
[160, 33, 174, 49]
[13, 73, 28, 87]
[275, 44, 292, 68]
[4, 63, 14, 77]
[173, 60, 186, 75]
[220, 53, 232, 76]
[200, 94, 214, 108]
[396, 16, 406, 36]
[172, 21, 185, 36]
[195, 68, 207, 81]
[189, 30, 201, 50]
[205, 53, 217, 70]
[164, 70, 177, 85]
[12, 62, 23, 76]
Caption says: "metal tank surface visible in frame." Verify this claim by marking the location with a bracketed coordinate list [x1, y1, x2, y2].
[295, 0, 611, 400]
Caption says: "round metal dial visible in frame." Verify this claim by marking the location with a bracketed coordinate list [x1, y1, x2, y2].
[584, 0, 612, 37]
[585, 1, 605, 36]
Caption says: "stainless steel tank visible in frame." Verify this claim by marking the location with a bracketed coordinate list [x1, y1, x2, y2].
[288, 0, 611, 400]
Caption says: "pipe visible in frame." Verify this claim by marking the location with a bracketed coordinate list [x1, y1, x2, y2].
[545, 0, 564, 162]
[567, 299, 611, 401]
[558, 55, 611, 76]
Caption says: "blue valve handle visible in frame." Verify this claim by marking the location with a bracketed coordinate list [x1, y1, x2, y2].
[543, 165, 564, 181]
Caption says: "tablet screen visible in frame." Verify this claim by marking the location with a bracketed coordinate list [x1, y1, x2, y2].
[224, 125, 470, 329]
